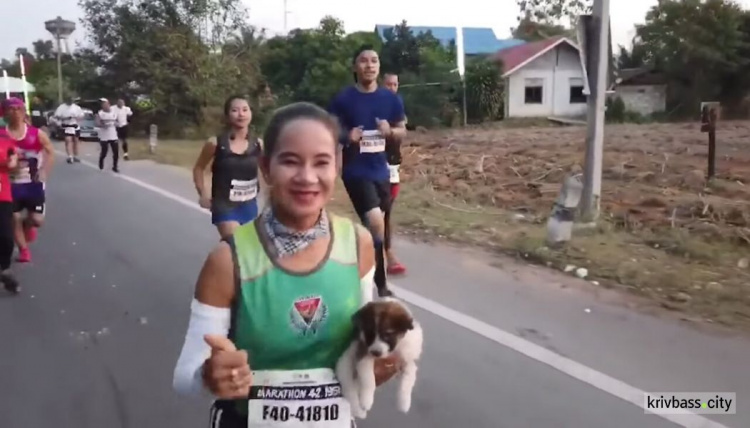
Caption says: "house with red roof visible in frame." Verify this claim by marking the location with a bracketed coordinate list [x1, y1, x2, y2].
[494, 36, 588, 118]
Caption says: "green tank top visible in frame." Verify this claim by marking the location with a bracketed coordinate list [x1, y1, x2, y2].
[226, 213, 363, 415]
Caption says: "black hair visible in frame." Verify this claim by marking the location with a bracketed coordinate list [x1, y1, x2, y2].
[262, 102, 340, 157]
[223, 94, 251, 117]
[352, 44, 377, 83]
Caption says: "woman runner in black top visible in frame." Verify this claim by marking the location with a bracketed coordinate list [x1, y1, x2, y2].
[193, 95, 266, 239]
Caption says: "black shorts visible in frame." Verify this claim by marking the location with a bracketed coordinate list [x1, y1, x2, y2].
[31, 117, 47, 129]
[116, 125, 129, 139]
[342, 178, 391, 220]
[13, 196, 45, 215]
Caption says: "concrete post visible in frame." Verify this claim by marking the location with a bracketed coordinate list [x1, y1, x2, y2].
[547, 174, 584, 247]
[149, 124, 157, 154]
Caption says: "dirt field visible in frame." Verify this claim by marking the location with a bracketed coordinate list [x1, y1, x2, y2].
[128, 120, 750, 329]
[404, 121, 749, 242]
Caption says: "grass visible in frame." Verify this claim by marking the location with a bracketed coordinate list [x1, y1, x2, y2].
[128, 137, 750, 331]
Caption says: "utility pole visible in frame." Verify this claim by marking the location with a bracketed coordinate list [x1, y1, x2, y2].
[456, 26, 467, 126]
[579, 0, 610, 222]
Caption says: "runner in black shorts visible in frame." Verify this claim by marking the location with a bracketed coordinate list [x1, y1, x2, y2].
[329, 45, 407, 297]
[382, 73, 407, 275]
[54, 97, 83, 164]
[114, 99, 133, 160]
[29, 97, 48, 133]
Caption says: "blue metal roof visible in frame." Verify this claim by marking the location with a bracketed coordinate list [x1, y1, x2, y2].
[374, 25, 525, 55]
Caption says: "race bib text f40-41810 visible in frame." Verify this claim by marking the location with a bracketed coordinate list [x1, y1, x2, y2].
[247, 369, 352, 427]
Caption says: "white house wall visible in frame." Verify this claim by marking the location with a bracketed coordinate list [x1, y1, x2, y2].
[506, 44, 588, 118]
[615, 85, 667, 115]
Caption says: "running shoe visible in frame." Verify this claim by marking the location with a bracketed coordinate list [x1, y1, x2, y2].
[17, 248, 31, 263]
[387, 262, 406, 275]
[1, 272, 20, 294]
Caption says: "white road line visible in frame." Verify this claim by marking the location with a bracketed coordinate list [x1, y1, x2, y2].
[55, 148, 731, 428]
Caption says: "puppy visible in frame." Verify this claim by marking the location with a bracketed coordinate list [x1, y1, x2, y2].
[336, 298, 423, 419]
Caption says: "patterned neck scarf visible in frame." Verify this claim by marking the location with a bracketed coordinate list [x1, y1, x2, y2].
[262, 206, 330, 258]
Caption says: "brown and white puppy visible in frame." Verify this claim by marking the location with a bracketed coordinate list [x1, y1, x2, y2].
[335, 297, 423, 419]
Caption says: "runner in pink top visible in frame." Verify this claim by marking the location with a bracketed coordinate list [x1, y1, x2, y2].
[0, 97, 56, 263]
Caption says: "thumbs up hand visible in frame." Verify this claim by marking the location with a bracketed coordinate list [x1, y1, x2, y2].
[202, 334, 253, 399]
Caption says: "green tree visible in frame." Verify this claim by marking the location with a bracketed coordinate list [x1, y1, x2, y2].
[635, 0, 750, 115]
[260, 17, 352, 108]
[511, 17, 576, 41]
[616, 38, 649, 69]
[465, 57, 505, 122]
[78, 0, 263, 135]
[515, 0, 591, 26]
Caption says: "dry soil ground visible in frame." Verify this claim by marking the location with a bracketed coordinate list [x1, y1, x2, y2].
[128, 120, 750, 330]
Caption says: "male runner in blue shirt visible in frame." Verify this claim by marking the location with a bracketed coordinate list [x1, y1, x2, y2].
[329, 45, 406, 297]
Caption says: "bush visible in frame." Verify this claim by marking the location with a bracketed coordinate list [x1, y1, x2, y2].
[465, 57, 505, 123]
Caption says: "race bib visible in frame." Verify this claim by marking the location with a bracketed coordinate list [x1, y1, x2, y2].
[32, 111, 41, 117]
[12, 156, 32, 184]
[229, 178, 258, 202]
[12, 167, 32, 184]
[247, 368, 351, 428]
[64, 126, 77, 135]
[388, 164, 400, 184]
[359, 130, 386, 154]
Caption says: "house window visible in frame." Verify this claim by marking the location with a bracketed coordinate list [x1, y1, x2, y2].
[569, 78, 586, 103]
[524, 78, 543, 104]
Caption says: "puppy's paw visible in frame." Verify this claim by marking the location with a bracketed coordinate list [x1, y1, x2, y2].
[359, 390, 375, 412]
[350, 404, 368, 420]
[344, 391, 361, 410]
[396, 393, 412, 413]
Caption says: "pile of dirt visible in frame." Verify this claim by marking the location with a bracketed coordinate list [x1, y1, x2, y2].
[400, 121, 750, 246]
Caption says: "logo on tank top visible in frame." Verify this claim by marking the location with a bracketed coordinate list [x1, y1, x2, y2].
[289, 295, 328, 336]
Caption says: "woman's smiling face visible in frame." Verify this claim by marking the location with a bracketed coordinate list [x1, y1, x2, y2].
[263, 118, 337, 220]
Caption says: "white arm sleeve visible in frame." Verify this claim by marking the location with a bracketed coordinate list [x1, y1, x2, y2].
[360, 266, 375, 305]
[172, 299, 231, 397]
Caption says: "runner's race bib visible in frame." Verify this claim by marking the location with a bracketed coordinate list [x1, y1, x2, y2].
[229, 178, 258, 202]
[359, 130, 386, 154]
[11, 153, 35, 184]
[13, 163, 32, 183]
[388, 164, 400, 184]
[247, 368, 351, 428]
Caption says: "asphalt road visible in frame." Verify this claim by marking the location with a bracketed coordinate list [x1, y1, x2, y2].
[0, 143, 747, 428]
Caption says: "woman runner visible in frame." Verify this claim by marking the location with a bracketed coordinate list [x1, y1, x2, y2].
[193, 95, 265, 239]
[0, 97, 56, 264]
[173, 102, 401, 427]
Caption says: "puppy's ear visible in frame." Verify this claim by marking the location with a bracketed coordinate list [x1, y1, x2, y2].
[351, 302, 373, 332]
[395, 313, 414, 332]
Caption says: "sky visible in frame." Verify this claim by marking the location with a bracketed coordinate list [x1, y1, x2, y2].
[2, 0, 749, 61]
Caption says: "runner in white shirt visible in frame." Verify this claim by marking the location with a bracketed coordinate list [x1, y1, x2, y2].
[53, 97, 84, 164]
[95, 98, 120, 173]
[112, 99, 133, 160]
